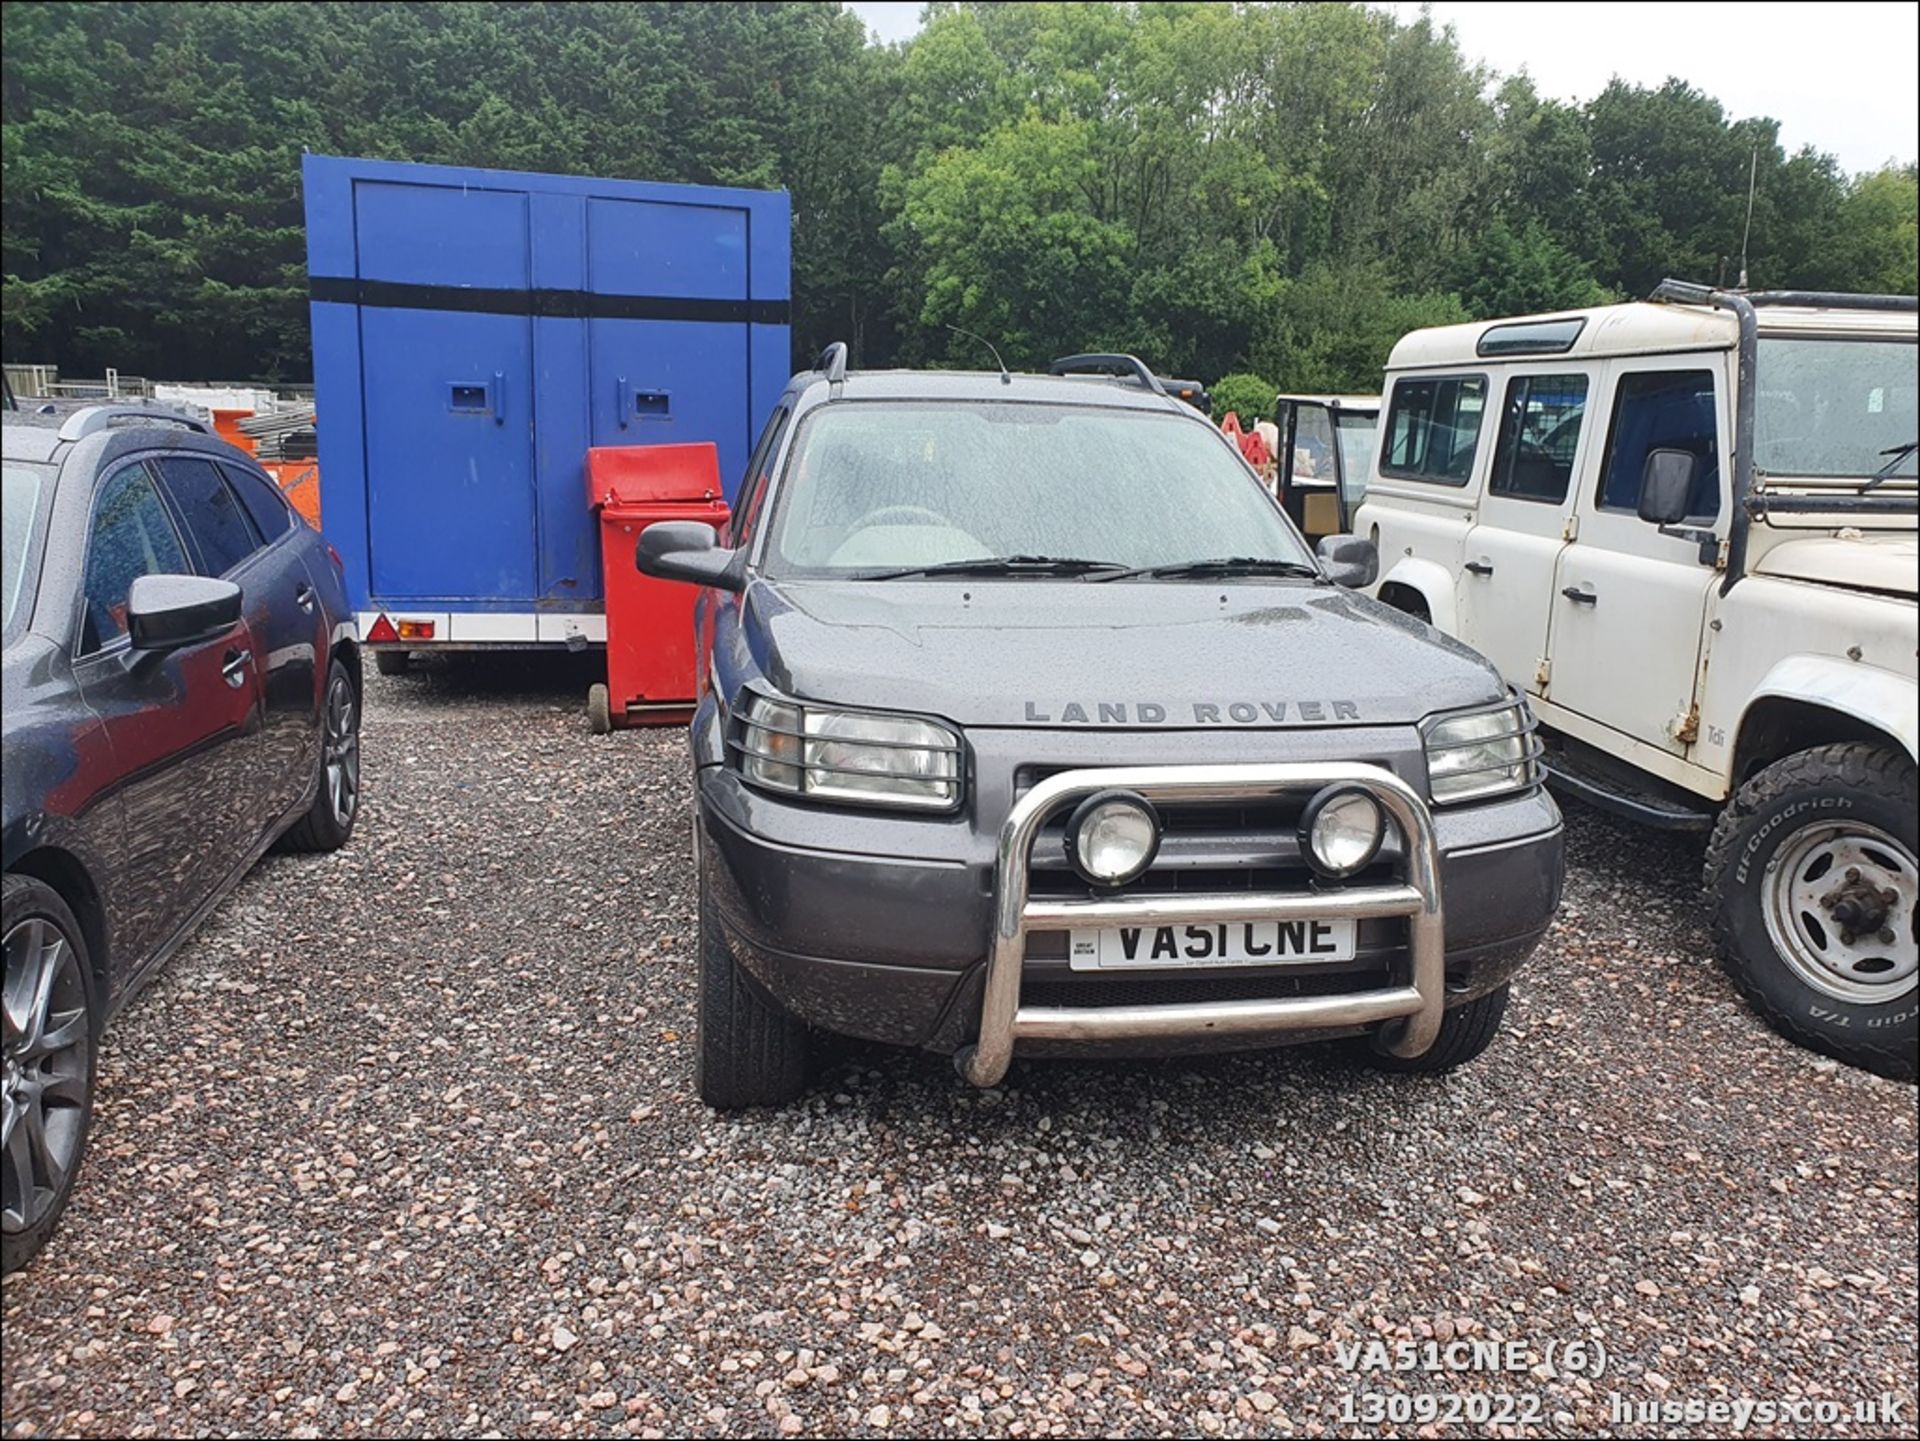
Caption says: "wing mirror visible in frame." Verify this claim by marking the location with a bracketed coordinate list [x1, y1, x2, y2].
[1316, 534, 1379, 589]
[127, 575, 242, 651]
[1636, 448, 1698, 526]
[635, 520, 746, 593]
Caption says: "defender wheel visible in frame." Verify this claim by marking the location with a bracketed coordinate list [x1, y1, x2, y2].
[1703, 743, 1917, 1082]
[1365, 984, 1509, 1073]
[373, 651, 411, 677]
[278, 660, 362, 854]
[587, 683, 612, 735]
[3, 874, 98, 1277]
[695, 865, 808, 1109]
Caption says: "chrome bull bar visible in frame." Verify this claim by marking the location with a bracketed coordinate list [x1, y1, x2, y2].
[960, 762, 1445, 1088]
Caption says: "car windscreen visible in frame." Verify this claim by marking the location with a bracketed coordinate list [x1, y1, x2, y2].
[1755, 337, 1917, 480]
[761, 401, 1311, 577]
[3, 461, 50, 640]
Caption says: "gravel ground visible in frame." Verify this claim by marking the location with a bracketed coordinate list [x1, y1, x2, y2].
[3, 658, 1914, 1439]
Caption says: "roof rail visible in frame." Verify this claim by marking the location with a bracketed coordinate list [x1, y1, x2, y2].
[1049, 353, 1168, 396]
[814, 342, 849, 384]
[1651, 279, 1917, 314]
[56, 405, 211, 443]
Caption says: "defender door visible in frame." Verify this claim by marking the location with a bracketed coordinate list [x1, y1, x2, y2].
[1541, 356, 1731, 754]
[1456, 368, 1596, 695]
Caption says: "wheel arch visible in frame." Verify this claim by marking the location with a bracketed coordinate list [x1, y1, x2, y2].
[1373, 557, 1456, 632]
[1734, 658, 1918, 786]
[6, 847, 111, 1011]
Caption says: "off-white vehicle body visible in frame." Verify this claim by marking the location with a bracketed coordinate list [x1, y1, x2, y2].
[1354, 282, 1917, 1077]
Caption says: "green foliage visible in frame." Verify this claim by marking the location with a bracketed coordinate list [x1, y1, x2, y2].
[2, 1, 1912, 387]
[1210, 373, 1277, 425]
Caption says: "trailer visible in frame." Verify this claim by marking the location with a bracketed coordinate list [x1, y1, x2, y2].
[302, 154, 790, 657]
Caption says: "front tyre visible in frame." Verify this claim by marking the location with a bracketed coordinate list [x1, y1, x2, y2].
[695, 862, 808, 1109]
[1704, 743, 1917, 1081]
[3, 875, 99, 1276]
[1364, 984, 1509, 1073]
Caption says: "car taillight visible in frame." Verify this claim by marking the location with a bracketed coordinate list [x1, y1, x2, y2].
[397, 619, 435, 640]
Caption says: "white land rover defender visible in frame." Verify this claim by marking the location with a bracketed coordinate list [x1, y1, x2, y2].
[1354, 280, 1917, 1079]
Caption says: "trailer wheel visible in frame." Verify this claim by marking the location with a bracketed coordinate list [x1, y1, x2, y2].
[587, 683, 612, 735]
[373, 651, 411, 677]
[1704, 743, 1917, 1081]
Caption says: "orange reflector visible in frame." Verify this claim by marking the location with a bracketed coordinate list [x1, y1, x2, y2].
[365, 613, 399, 643]
[396, 620, 436, 640]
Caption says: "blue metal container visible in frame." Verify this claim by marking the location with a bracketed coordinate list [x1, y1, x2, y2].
[303, 154, 790, 647]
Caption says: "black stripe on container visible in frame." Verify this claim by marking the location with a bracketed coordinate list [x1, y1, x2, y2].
[309, 276, 787, 325]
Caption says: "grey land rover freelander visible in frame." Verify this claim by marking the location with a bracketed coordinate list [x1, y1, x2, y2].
[638, 348, 1567, 1107]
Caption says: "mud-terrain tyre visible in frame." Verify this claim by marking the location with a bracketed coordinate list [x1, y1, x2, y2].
[373, 650, 411, 677]
[3, 874, 99, 1277]
[1703, 743, 1917, 1082]
[695, 865, 808, 1109]
[277, 659, 361, 854]
[1366, 983, 1509, 1073]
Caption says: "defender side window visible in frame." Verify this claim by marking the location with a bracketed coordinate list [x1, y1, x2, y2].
[1597, 370, 1720, 520]
[1489, 374, 1589, 504]
[1380, 376, 1487, 485]
[80, 463, 191, 654]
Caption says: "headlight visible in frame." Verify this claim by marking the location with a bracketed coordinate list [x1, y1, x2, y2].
[736, 693, 961, 810]
[1065, 791, 1160, 887]
[1423, 699, 1540, 804]
[1300, 787, 1385, 877]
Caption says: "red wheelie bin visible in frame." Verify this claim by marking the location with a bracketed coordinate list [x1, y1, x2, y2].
[585, 442, 730, 730]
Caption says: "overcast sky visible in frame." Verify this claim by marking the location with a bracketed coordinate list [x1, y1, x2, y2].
[845, 1, 1918, 175]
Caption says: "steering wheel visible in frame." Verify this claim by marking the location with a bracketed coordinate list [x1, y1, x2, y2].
[852, 504, 956, 530]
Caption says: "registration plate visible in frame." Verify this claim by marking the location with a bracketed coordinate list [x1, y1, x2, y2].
[1068, 919, 1356, 971]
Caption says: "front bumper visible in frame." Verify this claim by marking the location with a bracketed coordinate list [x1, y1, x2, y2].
[701, 757, 1563, 1080]
[966, 762, 1443, 1085]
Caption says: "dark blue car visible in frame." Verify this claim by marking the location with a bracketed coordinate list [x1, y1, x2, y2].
[2, 404, 362, 1273]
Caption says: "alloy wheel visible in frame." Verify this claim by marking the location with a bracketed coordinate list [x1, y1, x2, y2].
[1, 918, 91, 1235]
[325, 672, 361, 827]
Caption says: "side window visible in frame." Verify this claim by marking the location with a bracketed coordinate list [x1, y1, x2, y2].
[1380, 376, 1487, 485]
[1597, 370, 1720, 520]
[732, 405, 791, 547]
[221, 462, 297, 540]
[1489, 374, 1590, 504]
[153, 456, 263, 576]
[80, 463, 191, 654]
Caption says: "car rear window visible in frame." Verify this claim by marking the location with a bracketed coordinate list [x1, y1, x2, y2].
[1380, 375, 1487, 485]
[154, 455, 263, 576]
[3, 462, 50, 639]
[222, 462, 298, 539]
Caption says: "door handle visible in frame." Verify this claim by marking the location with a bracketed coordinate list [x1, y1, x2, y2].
[295, 583, 316, 612]
[1560, 585, 1597, 606]
[491, 369, 506, 427]
[616, 375, 632, 430]
[222, 648, 253, 688]
[1464, 561, 1494, 577]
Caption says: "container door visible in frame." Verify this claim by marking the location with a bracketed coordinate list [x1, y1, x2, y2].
[355, 182, 539, 601]
[584, 198, 752, 498]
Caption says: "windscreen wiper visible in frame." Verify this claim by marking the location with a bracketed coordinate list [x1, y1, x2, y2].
[1097, 556, 1325, 581]
[1863, 439, 1918, 492]
[864, 554, 1129, 580]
